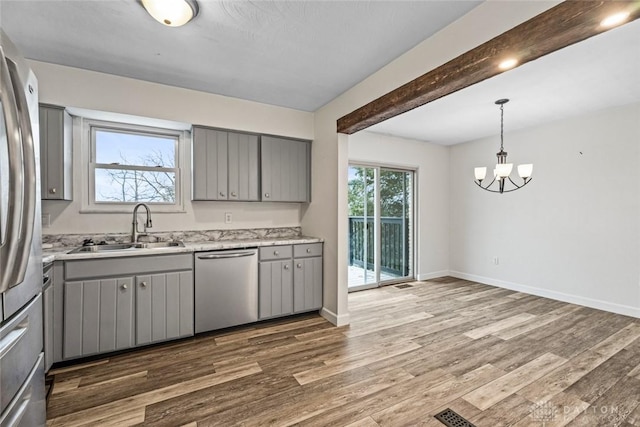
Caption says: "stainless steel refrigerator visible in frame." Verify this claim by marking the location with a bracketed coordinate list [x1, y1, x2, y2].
[0, 30, 46, 426]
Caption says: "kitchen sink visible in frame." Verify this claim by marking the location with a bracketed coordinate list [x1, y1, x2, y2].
[67, 241, 185, 254]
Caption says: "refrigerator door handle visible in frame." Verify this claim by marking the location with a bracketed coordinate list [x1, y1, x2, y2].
[6, 59, 36, 287]
[0, 46, 25, 293]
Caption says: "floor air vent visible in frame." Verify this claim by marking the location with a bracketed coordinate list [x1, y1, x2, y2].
[434, 408, 476, 427]
[395, 284, 413, 289]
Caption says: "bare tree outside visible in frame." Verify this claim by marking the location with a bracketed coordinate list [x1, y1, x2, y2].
[95, 132, 176, 203]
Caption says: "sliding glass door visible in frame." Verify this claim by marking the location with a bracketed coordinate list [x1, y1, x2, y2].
[348, 164, 414, 291]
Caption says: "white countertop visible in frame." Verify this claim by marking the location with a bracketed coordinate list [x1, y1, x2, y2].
[43, 236, 323, 262]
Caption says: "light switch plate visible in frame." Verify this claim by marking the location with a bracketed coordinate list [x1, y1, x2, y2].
[224, 212, 232, 224]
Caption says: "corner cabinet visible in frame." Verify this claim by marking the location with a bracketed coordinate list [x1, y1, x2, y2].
[62, 254, 193, 360]
[39, 104, 72, 200]
[258, 243, 322, 320]
[192, 126, 260, 201]
[261, 136, 311, 202]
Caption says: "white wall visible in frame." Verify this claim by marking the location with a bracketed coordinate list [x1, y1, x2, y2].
[348, 131, 450, 280]
[303, 1, 558, 325]
[450, 103, 640, 317]
[31, 60, 314, 235]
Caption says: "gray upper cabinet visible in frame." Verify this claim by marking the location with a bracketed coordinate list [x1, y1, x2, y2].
[261, 136, 311, 202]
[39, 104, 72, 200]
[192, 126, 259, 201]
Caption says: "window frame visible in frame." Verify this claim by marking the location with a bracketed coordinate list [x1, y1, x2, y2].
[80, 118, 188, 213]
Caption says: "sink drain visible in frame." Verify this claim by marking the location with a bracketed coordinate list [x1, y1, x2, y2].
[434, 408, 476, 427]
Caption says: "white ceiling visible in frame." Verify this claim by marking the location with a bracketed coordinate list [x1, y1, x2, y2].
[368, 18, 640, 145]
[0, 0, 480, 112]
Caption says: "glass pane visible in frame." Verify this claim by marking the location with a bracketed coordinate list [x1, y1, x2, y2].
[95, 168, 176, 203]
[348, 166, 377, 289]
[379, 169, 412, 281]
[95, 129, 175, 167]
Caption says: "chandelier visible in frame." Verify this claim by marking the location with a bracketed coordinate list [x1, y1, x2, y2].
[474, 99, 533, 194]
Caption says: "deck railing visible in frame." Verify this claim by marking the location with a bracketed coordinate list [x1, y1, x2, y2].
[348, 216, 409, 277]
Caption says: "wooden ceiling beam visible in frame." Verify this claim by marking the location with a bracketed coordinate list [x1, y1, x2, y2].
[337, 1, 640, 135]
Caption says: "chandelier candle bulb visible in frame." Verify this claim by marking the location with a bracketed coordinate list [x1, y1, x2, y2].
[495, 163, 513, 178]
[473, 99, 533, 194]
[518, 164, 533, 179]
[474, 167, 487, 181]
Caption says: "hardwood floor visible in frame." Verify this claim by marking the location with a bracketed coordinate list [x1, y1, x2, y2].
[46, 277, 640, 426]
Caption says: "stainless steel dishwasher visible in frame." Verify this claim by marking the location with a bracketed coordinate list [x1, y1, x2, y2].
[194, 249, 258, 333]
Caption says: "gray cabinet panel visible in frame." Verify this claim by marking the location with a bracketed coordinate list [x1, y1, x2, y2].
[192, 127, 228, 200]
[178, 271, 194, 337]
[259, 261, 293, 319]
[228, 133, 259, 201]
[261, 136, 310, 202]
[63, 277, 134, 359]
[294, 257, 323, 313]
[136, 271, 193, 346]
[39, 104, 72, 200]
[192, 127, 208, 200]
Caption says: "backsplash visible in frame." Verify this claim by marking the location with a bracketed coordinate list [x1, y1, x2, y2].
[43, 227, 302, 248]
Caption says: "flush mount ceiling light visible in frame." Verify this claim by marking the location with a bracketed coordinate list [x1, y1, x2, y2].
[141, 0, 199, 27]
[600, 11, 630, 28]
[498, 58, 518, 70]
[474, 99, 533, 194]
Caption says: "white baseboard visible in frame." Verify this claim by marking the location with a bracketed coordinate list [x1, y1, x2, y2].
[416, 270, 451, 281]
[449, 271, 640, 319]
[320, 307, 350, 326]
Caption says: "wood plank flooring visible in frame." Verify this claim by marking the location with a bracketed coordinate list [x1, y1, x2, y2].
[46, 277, 640, 426]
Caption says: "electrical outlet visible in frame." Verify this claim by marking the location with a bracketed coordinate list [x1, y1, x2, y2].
[493, 256, 499, 265]
[42, 213, 51, 228]
[224, 212, 232, 224]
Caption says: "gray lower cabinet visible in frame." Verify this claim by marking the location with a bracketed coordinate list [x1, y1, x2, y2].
[293, 257, 323, 313]
[258, 260, 293, 319]
[192, 126, 259, 201]
[258, 244, 322, 319]
[62, 254, 193, 360]
[63, 277, 135, 359]
[40, 104, 72, 200]
[135, 272, 193, 346]
[261, 136, 311, 202]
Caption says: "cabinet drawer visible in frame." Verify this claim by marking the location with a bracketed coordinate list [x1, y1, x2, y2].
[294, 243, 323, 258]
[65, 254, 192, 280]
[0, 295, 43, 414]
[259, 245, 292, 261]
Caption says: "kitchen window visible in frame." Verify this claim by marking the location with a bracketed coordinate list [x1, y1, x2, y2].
[80, 117, 188, 213]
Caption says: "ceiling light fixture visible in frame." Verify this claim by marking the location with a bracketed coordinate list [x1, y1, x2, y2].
[141, 0, 199, 27]
[498, 58, 518, 70]
[474, 99, 533, 194]
[600, 11, 630, 28]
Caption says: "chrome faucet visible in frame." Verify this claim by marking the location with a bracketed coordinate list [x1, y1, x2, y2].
[132, 203, 152, 243]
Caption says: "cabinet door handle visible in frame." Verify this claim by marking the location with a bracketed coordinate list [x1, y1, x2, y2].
[264, 193, 270, 198]
[274, 250, 279, 256]
[297, 263, 302, 269]
[49, 187, 57, 194]
[231, 191, 237, 197]
[121, 284, 128, 290]
[306, 248, 311, 253]
[219, 191, 225, 197]
[140, 281, 147, 288]
[284, 264, 289, 270]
